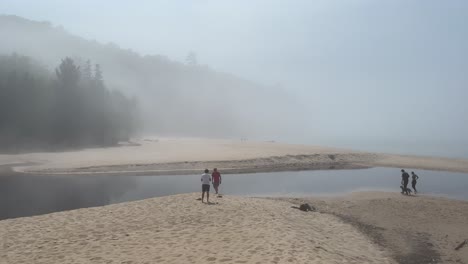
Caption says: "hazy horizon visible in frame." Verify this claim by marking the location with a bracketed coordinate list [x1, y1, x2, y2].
[1, 1, 468, 158]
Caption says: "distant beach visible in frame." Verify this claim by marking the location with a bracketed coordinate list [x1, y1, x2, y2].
[1, 137, 468, 176]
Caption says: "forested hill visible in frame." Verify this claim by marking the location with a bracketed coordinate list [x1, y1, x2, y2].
[0, 15, 301, 139]
[0, 54, 139, 151]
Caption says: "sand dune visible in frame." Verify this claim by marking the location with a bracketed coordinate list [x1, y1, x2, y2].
[1, 137, 468, 175]
[0, 193, 393, 264]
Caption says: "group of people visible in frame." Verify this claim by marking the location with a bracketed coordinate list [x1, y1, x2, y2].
[200, 168, 222, 203]
[400, 169, 420, 194]
[200, 167, 421, 200]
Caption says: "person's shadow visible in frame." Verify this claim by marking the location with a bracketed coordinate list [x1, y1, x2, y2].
[195, 198, 218, 205]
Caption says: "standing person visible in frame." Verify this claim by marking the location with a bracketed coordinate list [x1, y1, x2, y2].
[212, 168, 222, 194]
[411, 171, 419, 193]
[201, 169, 211, 203]
[401, 169, 410, 194]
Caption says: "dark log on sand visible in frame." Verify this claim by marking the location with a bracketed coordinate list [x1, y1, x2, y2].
[455, 239, 467, 251]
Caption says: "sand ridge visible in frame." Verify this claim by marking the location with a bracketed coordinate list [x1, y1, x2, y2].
[0, 193, 394, 264]
[2, 137, 468, 176]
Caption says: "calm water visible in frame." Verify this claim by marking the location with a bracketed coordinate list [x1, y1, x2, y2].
[1, 167, 467, 220]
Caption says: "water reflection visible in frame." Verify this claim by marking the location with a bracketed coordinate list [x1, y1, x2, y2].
[0, 175, 136, 220]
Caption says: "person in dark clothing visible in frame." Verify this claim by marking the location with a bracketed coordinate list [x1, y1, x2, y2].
[401, 169, 410, 194]
[411, 171, 419, 193]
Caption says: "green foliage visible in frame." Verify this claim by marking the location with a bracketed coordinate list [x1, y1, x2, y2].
[0, 54, 139, 151]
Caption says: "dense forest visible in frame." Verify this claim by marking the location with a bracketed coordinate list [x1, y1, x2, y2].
[0, 15, 302, 140]
[0, 54, 138, 151]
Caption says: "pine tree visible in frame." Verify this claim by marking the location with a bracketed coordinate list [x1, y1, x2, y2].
[186, 51, 198, 66]
[82, 59, 92, 83]
[94, 63, 103, 87]
[55, 57, 80, 87]
[54, 57, 83, 145]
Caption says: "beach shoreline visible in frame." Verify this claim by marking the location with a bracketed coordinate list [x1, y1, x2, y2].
[1, 138, 468, 176]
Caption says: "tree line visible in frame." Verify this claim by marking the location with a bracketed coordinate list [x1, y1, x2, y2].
[0, 54, 139, 151]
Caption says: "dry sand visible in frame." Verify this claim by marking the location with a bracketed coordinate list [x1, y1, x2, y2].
[0, 193, 394, 264]
[1, 137, 468, 175]
[3, 192, 466, 264]
[281, 192, 468, 264]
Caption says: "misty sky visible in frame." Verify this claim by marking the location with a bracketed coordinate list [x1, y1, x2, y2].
[2, 0, 468, 149]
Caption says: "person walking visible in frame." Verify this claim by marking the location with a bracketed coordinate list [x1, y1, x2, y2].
[411, 171, 419, 193]
[212, 168, 222, 194]
[201, 169, 211, 203]
[401, 169, 410, 194]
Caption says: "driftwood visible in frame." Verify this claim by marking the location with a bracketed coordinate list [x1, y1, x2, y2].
[455, 239, 467, 251]
[291, 203, 316, 212]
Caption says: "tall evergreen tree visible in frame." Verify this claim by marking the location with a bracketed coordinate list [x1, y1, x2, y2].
[94, 63, 103, 86]
[82, 59, 92, 83]
[186, 51, 198, 66]
[55, 57, 80, 87]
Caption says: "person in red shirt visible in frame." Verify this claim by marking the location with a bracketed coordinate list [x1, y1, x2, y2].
[211, 168, 222, 194]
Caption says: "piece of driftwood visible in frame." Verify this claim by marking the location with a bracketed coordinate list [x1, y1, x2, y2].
[291, 203, 316, 212]
[455, 239, 467, 251]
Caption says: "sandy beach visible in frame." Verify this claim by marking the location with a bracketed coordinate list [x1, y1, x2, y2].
[281, 192, 468, 264]
[2, 138, 468, 263]
[1, 137, 468, 176]
[2, 192, 467, 264]
[1, 193, 394, 264]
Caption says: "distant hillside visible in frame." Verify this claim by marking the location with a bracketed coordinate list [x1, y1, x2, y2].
[0, 15, 301, 139]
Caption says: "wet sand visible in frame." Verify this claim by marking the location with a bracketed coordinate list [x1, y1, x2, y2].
[280, 192, 468, 264]
[1, 137, 468, 176]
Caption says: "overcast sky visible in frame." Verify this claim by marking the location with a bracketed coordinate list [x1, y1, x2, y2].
[2, 0, 468, 152]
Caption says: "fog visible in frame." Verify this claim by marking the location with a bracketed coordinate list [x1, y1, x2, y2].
[1, 1, 468, 157]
